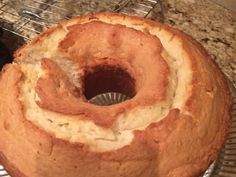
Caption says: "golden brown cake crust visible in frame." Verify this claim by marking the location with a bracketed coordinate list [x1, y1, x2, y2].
[0, 12, 232, 177]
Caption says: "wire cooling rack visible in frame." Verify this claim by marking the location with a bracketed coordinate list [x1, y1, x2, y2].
[0, 0, 236, 177]
[0, 0, 163, 40]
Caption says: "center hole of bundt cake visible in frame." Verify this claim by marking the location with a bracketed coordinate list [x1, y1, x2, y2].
[83, 65, 136, 105]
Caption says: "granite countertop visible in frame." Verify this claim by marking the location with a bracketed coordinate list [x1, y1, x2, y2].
[0, 0, 235, 86]
[161, 0, 236, 87]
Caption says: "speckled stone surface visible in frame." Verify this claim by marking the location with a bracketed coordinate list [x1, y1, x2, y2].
[161, 0, 236, 87]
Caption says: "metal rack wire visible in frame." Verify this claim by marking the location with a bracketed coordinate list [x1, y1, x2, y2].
[0, 0, 163, 40]
[0, 165, 9, 177]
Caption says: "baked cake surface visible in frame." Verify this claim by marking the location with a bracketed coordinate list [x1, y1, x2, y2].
[0, 13, 232, 177]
